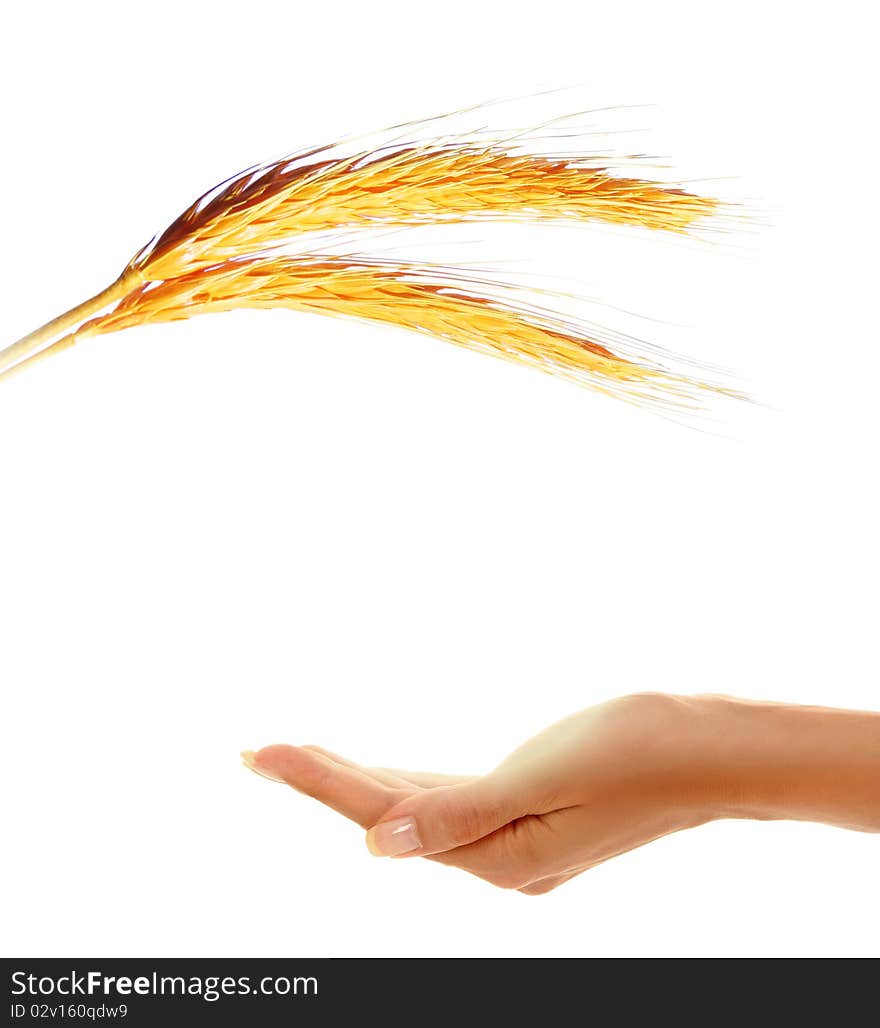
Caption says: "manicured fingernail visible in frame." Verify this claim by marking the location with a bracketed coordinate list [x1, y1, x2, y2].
[241, 750, 285, 784]
[365, 817, 421, 857]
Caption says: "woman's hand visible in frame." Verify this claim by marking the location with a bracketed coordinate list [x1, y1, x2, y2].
[241, 693, 714, 894]
[241, 693, 880, 894]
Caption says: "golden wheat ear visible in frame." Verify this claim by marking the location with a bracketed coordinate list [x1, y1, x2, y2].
[2, 255, 741, 412]
[0, 104, 734, 409]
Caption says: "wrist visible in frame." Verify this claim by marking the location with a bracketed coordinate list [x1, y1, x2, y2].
[682, 694, 880, 831]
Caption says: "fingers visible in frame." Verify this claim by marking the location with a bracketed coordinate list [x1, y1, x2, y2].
[364, 773, 531, 858]
[379, 769, 476, 788]
[243, 744, 583, 893]
[427, 809, 576, 891]
[299, 747, 472, 790]
[299, 746, 416, 790]
[244, 745, 408, 828]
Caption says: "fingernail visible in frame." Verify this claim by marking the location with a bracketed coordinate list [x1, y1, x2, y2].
[241, 750, 286, 784]
[365, 816, 421, 857]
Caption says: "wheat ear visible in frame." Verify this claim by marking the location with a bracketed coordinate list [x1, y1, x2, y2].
[0, 108, 735, 409]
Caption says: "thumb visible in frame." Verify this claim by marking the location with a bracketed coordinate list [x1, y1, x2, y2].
[364, 773, 527, 858]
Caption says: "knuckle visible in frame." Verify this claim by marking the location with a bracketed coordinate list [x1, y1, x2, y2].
[437, 792, 485, 848]
[613, 691, 664, 715]
[296, 762, 332, 798]
[518, 878, 561, 897]
[485, 867, 531, 891]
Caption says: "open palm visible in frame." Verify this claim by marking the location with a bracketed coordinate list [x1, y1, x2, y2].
[243, 693, 712, 894]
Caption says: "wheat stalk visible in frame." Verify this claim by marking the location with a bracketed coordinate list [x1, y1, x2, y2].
[0, 107, 735, 409]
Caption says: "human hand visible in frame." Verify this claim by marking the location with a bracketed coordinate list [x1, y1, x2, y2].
[241, 693, 717, 894]
[242, 692, 880, 894]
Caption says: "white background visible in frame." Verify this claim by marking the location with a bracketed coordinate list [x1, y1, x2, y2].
[1, 1, 877, 957]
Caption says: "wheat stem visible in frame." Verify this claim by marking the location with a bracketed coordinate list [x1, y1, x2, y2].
[0, 273, 136, 378]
